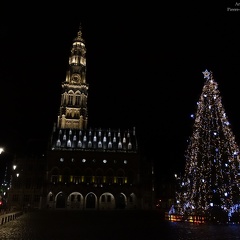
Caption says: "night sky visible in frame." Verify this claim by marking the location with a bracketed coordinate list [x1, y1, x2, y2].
[0, 4, 240, 179]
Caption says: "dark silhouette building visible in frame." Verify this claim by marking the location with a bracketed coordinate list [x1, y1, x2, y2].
[7, 25, 154, 211]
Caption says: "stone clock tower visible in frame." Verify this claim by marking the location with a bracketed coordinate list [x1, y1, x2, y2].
[57, 25, 88, 130]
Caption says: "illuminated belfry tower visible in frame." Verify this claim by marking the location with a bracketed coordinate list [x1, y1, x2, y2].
[57, 24, 88, 130]
[51, 25, 138, 151]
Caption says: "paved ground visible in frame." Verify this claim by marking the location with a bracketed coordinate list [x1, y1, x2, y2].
[0, 209, 240, 239]
[0, 209, 166, 240]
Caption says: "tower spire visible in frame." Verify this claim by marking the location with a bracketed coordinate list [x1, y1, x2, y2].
[74, 22, 84, 43]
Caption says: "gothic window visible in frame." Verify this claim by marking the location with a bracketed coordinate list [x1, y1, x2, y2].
[85, 168, 93, 184]
[117, 177, 123, 185]
[118, 142, 122, 149]
[73, 176, 81, 184]
[128, 142, 132, 150]
[106, 169, 114, 184]
[51, 175, 58, 183]
[77, 140, 82, 148]
[67, 139, 71, 147]
[51, 175, 58, 185]
[117, 169, 125, 185]
[56, 139, 61, 147]
[80, 57, 86, 66]
[98, 141, 102, 148]
[95, 169, 103, 185]
[88, 141, 92, 148]
[63, 168, 71, 184]
[75, 95, 80, 105]
[108, 141, 112, 149]
[69, 95, 73, 105]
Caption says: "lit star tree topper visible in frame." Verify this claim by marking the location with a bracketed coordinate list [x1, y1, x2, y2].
[202, 69, 211, 80]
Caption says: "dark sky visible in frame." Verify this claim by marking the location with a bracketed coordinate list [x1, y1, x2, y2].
[0, 3, 240, 177]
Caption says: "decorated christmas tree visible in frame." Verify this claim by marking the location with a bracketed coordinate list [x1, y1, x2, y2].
[174, 69, 240, 223]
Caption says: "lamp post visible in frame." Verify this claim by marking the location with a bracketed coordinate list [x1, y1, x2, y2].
[0, 148, 4, 154]
[0, 147, 12, 212]
[0, 148, 5, 211]
[0, 147, 4, 184]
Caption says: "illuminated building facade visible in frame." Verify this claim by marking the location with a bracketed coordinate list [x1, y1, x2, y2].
[7, 26, 154, 210]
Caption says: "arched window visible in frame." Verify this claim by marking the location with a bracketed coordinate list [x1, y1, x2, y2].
[95, 168, 103, 185]
[116, 169, 125, 185]
[56, 139, 61, 147]
[106, 169, 114, 185]
[118, 142, 122, 149]
[67, 139, 71, 147]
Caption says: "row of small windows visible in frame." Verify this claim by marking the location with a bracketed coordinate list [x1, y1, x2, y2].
[59, 158, 127, 164]
[62, 92, 87, 106]
[56, 139, 132, 150]
[51, 175, 128, 185]
[69, 55, 86, 66]
[60, 129, 131, 138]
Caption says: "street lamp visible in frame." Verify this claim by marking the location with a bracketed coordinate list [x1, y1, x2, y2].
[0, 148, 4, 154]
[0, 147, 5, 211]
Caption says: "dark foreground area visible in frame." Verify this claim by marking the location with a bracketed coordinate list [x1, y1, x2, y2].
[0, 209, 240, 239]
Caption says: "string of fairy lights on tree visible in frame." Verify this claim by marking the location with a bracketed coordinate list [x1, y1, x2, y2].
[174, 69, 240, 220]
